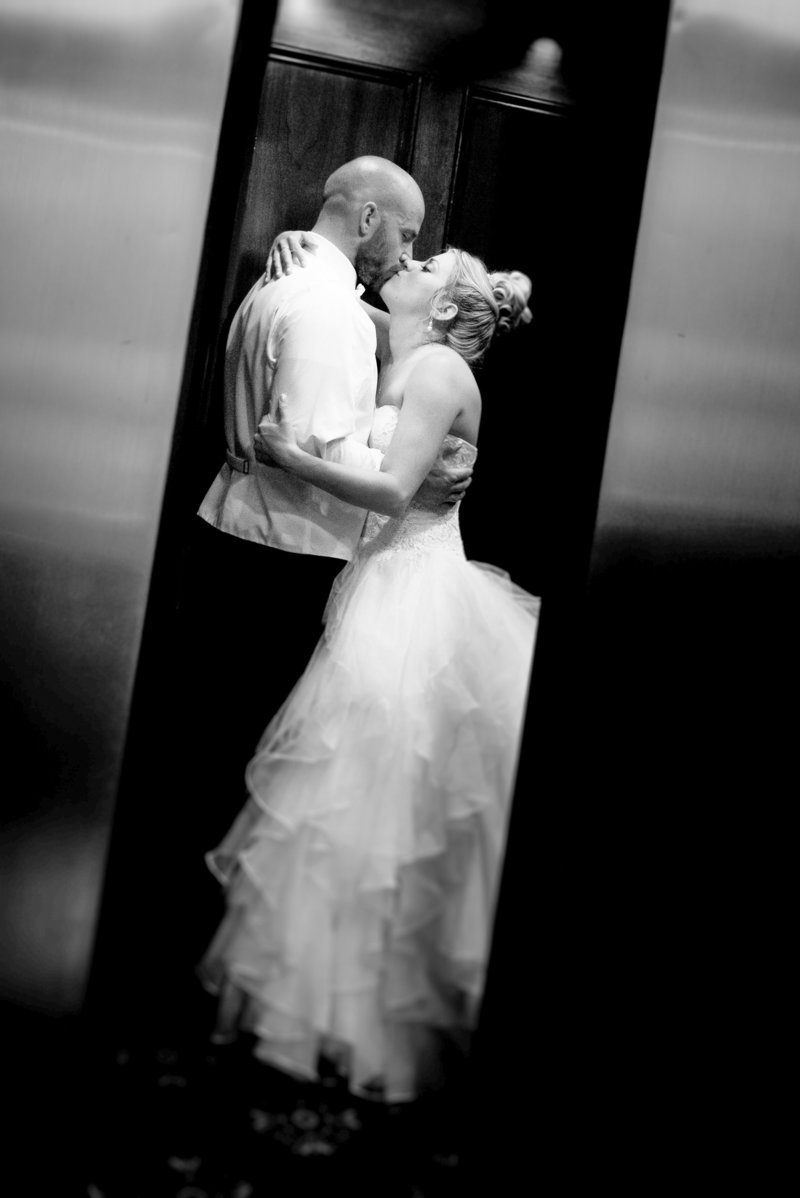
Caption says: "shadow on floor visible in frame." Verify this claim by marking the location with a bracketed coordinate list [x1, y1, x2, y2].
[83, 1031, 464, 1198]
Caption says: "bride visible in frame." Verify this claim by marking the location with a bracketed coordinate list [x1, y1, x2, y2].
[199, 244, 539, 1105]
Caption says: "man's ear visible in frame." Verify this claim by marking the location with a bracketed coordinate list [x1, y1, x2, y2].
[432, 300, 458, 324]
[359, 202, 379, 236]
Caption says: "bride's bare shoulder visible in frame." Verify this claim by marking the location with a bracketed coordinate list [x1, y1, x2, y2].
[404, 345, 480, 430]
[408, 342, 476, 387]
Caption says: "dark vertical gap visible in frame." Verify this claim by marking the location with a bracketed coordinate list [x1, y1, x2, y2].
[462, 4, 673, 1189]
[441, 84, 470, 245]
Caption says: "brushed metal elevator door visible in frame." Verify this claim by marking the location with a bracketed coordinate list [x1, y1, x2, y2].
[0, 0, 241, 1018]
[594, 0, 800, 560]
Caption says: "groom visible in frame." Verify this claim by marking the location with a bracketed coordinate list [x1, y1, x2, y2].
[187, 156, 472, 805]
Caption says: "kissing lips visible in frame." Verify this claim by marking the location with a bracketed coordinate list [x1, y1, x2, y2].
[378, 264, 403, 292]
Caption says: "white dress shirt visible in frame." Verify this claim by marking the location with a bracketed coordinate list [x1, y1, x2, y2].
[198, 234, 383, 560]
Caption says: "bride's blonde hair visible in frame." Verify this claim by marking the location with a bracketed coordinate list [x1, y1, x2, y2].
[429, 247, 532, 367]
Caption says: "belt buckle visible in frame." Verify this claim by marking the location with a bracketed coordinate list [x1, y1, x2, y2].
[226, 449, 250, 475]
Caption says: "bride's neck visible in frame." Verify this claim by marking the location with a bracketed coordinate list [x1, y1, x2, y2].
[387, 311, 437, 363]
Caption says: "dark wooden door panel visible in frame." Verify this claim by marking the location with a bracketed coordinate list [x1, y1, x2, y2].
[448, 93, 573, 272]
[407, 77, 465, 260]
[225, 52, 420, 309]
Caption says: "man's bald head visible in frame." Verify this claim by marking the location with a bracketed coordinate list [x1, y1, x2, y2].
[322, 156, 423, 214]
[312, 156, 425, 289]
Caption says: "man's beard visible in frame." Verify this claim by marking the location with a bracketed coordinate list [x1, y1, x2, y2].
[356, 232, 393, 290]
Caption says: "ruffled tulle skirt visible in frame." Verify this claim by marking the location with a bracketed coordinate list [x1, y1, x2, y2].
[199, 542, 539, 1102]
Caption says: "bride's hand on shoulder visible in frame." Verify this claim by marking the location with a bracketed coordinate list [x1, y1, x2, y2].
[254, 395, 301, 469]
[264, 231, 316, 281]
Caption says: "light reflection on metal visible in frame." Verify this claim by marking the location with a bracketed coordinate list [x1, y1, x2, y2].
[0, 0, 239, 1013]
[592, 0, 800, 550]
[530, 37, 562, 69]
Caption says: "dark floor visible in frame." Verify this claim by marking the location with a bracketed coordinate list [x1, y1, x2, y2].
[82, 1030, 464, 1198]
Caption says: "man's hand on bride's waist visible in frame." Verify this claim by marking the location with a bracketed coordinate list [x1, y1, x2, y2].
[416, 454, 473, 509]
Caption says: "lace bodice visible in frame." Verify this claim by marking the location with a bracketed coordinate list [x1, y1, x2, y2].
[359, 405, 478, 560]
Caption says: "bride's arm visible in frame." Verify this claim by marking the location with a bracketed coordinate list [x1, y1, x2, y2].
[264, 230, 314, 279]
[258, 358, 463, 518]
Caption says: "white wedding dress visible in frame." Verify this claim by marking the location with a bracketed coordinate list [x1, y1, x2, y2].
[200, 404, 540, 1102]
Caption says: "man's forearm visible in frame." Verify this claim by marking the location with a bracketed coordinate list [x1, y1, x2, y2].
[321, 436, 384, 473]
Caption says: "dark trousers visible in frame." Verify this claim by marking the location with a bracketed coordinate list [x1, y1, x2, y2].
[175, 519, 346, 829]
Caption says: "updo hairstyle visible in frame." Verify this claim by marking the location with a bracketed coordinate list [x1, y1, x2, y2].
[429, 248, 532, 367]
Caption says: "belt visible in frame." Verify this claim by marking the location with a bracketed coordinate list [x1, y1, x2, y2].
[226, 449, 251, 475]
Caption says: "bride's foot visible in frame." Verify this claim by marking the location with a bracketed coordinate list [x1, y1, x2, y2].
[317, 1034, 351, 1084]
[208, 1030, 237, 1045]
[209, 977, 246, 1044]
